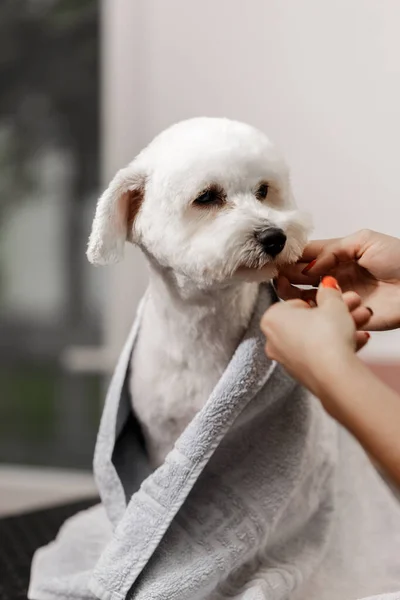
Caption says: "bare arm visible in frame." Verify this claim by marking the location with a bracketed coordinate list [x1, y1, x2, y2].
[315, 353, 400, 486]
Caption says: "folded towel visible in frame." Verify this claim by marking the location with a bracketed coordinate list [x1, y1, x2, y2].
[29, 284, 400, 600]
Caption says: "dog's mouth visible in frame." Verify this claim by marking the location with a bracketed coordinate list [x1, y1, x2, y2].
[234, 257, 285, 283]
[232, 233, 306, 282]
[234, 264, 278, 283]
[197, 215, 311, 286]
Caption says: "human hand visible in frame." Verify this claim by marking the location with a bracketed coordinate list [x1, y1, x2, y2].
[260, 277, 372, 401]
[277, 229, 400, 331]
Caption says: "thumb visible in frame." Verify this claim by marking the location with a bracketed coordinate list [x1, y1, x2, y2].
[316, 276, 343, 307]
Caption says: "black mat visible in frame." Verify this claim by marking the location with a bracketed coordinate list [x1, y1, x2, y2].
[0, 498, 99, 600]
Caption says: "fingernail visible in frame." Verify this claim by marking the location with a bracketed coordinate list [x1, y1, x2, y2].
[366, 307, 374, 316]
[365, 332, 371, 339]
[302, 259, 317, 275]
[307, 300, 317, 308]
[321, 276, 341, 290]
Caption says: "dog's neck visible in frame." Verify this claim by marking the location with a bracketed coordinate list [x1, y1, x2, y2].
[144, 263, 259, 352]
[130, 259, 260, 466]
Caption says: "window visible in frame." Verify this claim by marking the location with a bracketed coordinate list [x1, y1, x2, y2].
[0, 0, 103, 469]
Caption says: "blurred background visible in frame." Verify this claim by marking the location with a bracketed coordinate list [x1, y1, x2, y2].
[1, 0, 400, 513]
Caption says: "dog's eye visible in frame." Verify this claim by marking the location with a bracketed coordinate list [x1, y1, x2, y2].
[255, 183, 269, 201]
[194, 186, 224, 207]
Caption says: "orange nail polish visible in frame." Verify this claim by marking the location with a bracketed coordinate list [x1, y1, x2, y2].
[302, 259, 317, 275]
[321, 276, 340, 290]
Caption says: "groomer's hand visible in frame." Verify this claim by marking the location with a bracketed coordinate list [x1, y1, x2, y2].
[262, 277, 400, 486]
[261, 277, 372, 402]
[277, 229, 400, 331]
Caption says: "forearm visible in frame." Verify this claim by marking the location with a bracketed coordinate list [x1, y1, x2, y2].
[314, 355, 400, 486]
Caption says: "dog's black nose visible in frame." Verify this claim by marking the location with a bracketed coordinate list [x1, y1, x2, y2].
[257, 228, 287, 257]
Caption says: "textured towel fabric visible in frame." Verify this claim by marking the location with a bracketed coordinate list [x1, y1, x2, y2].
[29, 285, 400, 600]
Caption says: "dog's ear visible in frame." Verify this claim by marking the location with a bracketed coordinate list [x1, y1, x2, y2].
[87, 165, 145, 265]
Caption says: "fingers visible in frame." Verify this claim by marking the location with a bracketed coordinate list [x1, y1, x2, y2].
[351, 305, 373, 330]
[301, 289, 318, 306]
[277, 264, 320, 287]
[285, 299, 310, 309]
[260, 297, 308, 334]
[276, 277, 364, 310]
[301, 233, 367, 277]
[316, 276, 343, 307]
[316, 278, 372, 338]
[277, 277, 373, 329]
[274, 276, 303, 301]
[276, 273, 362, 308]
[264, 342, 273, 360]
[342, 291, 372, 328]
[355, 331, 370, 352]
[342, 291, 362, 312]
[301, 239, 339, 263]
[274, 275, 318, 305]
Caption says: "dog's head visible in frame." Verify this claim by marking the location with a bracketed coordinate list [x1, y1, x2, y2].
[88, 117, 311, 286]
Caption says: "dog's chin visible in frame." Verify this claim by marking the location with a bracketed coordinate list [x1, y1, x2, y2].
[234, 264, 278, 283]
[233, 245, 305, 284]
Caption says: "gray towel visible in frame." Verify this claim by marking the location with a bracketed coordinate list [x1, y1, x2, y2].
[29, 285, 400, 600]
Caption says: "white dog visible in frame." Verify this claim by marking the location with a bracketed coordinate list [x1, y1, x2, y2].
[87, 117, 310, 466]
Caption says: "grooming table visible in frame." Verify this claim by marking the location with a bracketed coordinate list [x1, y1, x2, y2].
[0, 498, 98, 600]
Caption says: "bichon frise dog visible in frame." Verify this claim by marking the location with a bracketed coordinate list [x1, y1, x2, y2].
[87, 117, 311, 466]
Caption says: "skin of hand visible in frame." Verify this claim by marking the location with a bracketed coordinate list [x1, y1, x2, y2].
[260, 277, 371, 407]
[261, 278, 400, 485]
[276, 229, 400, 331]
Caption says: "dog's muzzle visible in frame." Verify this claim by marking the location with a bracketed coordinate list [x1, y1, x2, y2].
[256, 228, 287, 258]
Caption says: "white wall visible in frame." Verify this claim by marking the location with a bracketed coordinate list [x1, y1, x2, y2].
[103, 0, 400, 360]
